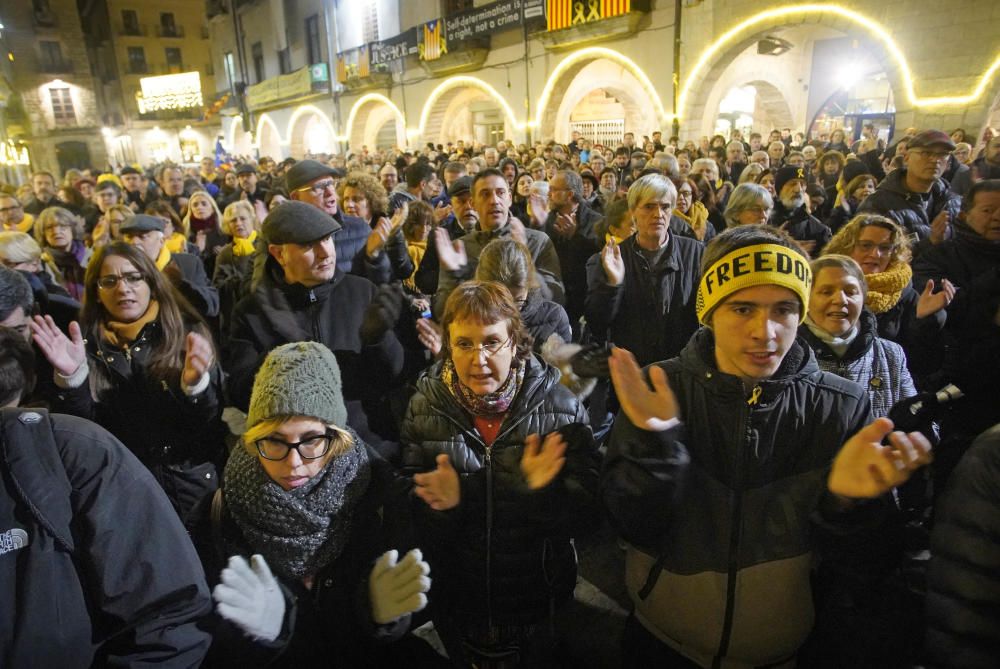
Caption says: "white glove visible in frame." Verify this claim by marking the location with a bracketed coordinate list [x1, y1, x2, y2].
[369, 549, 431, 625]
[213, 554, 286, 642]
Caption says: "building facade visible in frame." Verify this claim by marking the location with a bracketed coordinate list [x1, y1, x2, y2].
[83, 0, 220, 168]
[1, 0, 106, 178]
[206, 0, 1000, 159]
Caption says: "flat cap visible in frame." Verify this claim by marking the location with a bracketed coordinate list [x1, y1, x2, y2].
[120, 165, 141, 176]
[908, 130, 956, 151]
[262, 200, 341, 245]
[235, 163, 257, 175]
[119, 214, 165, 234]
[286, 159, 345, 192]
[448, 176, 473, 198]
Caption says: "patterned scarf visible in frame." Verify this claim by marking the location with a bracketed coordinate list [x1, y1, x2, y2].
[101, 300, 160, 348]
[864, 261, 911, 314]
[442, 356, 525, 416]
[232, 230, 257, 257]
[223, 435, 371, 581]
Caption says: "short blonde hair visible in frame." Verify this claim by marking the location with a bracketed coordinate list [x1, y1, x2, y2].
[222, 201, 258, 237]
[242, 416, 355, 458]
[0, 231, 43, 264]
[34, 207, 84, 246]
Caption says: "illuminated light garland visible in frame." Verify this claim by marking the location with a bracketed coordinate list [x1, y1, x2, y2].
[0, 140, 30, 166]
[677, 3, 1000, 121]
[343, 94, 406, 146]
[255, 113, 282, 149]
[136, 72, 203, 114]
[417, 76, 525, 142]
[533, 46, 669, 129]
[288, 104, 338, 146]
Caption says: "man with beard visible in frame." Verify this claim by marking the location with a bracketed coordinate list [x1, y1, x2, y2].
[23, 172, 75, 216]
[951, 135, 1000, 196]
[767, 166, 831, 256]
[120, 166, 158, 213]
[154, 165, 188, 218]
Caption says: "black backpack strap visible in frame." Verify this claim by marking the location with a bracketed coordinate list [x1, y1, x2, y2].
[0, 408, 75, 553]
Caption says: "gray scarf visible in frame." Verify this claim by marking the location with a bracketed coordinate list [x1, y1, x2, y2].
[223, 434, 371, 581]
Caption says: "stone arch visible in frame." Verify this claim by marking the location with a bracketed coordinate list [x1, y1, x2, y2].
[344, 95, 405, 152]
[228, 116, 254, 157]
[536, 47, 667, 141]
[701, 69, 799, 140]
[679, 6, 909, 135]
[543, 58, 658, 143]
[288, 105, 337, 157]
[255, 114, 283, 159]
[419, 77, 520, 146]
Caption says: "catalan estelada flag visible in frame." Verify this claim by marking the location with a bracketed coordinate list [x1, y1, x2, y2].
[602, 0, 630, 18]
[547, 0, 631, 30]
[336, 55, 348, 83]
[358, 45, 370, 77]
[420, 20, 447, 60]
[546, 0, 572, 31]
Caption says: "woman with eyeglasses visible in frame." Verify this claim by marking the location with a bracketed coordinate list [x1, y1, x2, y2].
[28, 241, 227, 518]
[188, 341, 442, 668]
[723, 182, 774, 229]
[401, 281, 599, 667]
[34, 206, 91, 301]
[213, 201, 260, 340]
[671, 176, 716, 242]
[822, 214, 951, 362]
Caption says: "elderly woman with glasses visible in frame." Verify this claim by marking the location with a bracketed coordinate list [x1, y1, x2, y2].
[723, 182, 774, 229]
[822, 214, 951, 359]
[401, 280, 599, 667]
[28, 241, 227, 518]
[188, 341, 440, 668]
[34, 206, 90, 300]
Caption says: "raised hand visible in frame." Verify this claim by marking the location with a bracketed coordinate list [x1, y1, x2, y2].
[916, 278, 957, 318]
[608, 346, 679, 432]
[182, 331, 215, 387]
[601, 238, 625, 286]
[528, 194, 549, 228]
[368, 549, 431, 625]
[828, 417, 933, 499]
[30, 316, 86, 377]
[413, 453, 460, 511]
[554, 211, 577, 239]
[415, 317, 442, 355]
[390, 202, 408, 231]
[213, 555, 285, 642]
[508, 216, 528, 245]
[366, 217, 394, 258]
[432, 201, 452, 223]
[930, 209, 951, 245]
[520, 432, 567, 490]
[434, 227, 467, 272]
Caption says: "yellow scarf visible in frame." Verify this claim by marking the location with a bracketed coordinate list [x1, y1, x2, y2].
[404, 240, 426, 291]
[232, 230, 257, 257]
[674, 201, 710, 241]
[165, 232, 188, 255]
[101, 300, 160, 349]
[155, 245, 172, 271]
[864, 261, 912, 314]
[4, 213, 34, 234]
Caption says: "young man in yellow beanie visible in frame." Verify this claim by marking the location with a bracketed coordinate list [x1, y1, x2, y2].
[602, 224, 932, 668]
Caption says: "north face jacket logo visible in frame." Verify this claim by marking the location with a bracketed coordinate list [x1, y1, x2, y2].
[0, 528, 29, 555]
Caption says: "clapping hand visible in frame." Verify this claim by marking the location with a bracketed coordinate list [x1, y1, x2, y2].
[369, 549, 431, 625]
[434, 227, 467, 272]
[213, 555, 285, 642]
[413, 454, 460, 511]
[367, 206, 406, 259]
[608, 347, 680, 432]
[916, 278, 957, 318]
[181, 331, 214, 387]
[601, 238, 625, 286]
[415, 317, 442, 355]
[828, 417, 933, 499]
[30, 316, 86, 377]
[520, 432, 567, 490]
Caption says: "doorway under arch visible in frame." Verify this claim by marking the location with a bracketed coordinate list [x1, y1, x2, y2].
[419, 80, 517, 147]
[256, 114, 283, 159]
[288, 108, 336, 157]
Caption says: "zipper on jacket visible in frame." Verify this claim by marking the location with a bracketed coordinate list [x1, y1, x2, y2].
[484, 444, 494, 628]
[714, 403, 752, 667]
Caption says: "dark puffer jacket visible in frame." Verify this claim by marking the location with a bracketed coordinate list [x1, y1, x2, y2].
[602, 329, 875, 668]
[400, 355, 600, 627]
[519, 291, 572, 352]
[544, 200, 603, 325]
[859, 169, 961, 244]
[584, 233, 703, 367]
[925, 423, 1000, 669]
[767, 202, 832, 252]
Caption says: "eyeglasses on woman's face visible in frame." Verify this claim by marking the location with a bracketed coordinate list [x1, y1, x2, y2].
[255, 431, 336, 461]
[96, 272, 146, 290]
[451, 336, 511, 358]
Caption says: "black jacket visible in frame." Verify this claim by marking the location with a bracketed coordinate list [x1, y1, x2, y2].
[584, 233, 703, 366]
[400, 355, 600, 627]
[520, 292, 572, 352]
[950, 156, 1000, 196]
[544, 201, 603, 324]
[0, 408, 211, 667]
[188, 443, 434, 668]
[859, 169, 961, 244]
[50, 320, 228, 518]
[212, 245, 255, 342]
[767, 201, 832, 253]
[602, 329, 874, 667]
[168, 251, 221, 319]
[925, 423, 1000, 669]
[225, 260, 405, 439]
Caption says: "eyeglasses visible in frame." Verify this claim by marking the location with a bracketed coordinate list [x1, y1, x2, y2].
[910, 149, 951, 162]
[0, 205, 22, 213]
[855, 240, 896, 255]
[255, 432, 336, 461]
[96, 272, 145, 290]
[44, 222, 73, 232]
[452, 336, 511, 357]
[296, 179, 337, 194]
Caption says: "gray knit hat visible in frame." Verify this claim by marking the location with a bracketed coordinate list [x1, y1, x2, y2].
[246, 342, 348, 434]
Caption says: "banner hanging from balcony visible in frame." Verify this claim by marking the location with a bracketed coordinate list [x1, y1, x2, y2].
[446, 0, 532, 42]
[419, 20, 447, 61]
[546, 0, 631, 31]
[370, 28, 418, 67]
[136, 72, 203, 114]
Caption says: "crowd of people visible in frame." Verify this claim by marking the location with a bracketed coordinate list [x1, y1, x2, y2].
[0, 119, 998, 668]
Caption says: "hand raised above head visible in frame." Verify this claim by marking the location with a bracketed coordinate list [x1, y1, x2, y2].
[608, 347, 680, 432]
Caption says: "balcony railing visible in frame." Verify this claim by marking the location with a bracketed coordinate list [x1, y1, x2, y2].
[157, 25, 186, 38]
[39, 59, 73, 74]
[119, 24, 148, 37]
[128, 62, 149, 75]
